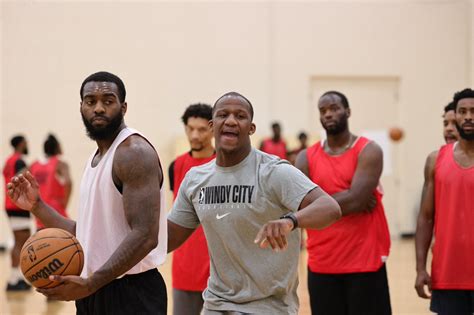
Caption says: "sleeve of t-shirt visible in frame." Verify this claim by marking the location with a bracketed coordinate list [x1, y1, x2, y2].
[15, 159, 27, 174]
[267, 162, 318, 212]
[167, 173, 200, 229]
[168, 160, 175, 192]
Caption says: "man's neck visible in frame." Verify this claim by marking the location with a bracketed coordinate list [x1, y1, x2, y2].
[458, 138, 474, 155]
[95, 125, 126, 156]
[216, 145, 251, 167]
[326, 129, 352, 150]
[191, 145, 215, 159]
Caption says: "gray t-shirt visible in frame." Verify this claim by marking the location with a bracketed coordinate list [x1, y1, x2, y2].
[168, 148, 317, 314]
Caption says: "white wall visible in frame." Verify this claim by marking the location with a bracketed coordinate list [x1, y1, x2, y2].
[1, 0, 473, 238]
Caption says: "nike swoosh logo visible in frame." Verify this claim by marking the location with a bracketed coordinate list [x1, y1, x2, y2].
[216, 213, 231, 220]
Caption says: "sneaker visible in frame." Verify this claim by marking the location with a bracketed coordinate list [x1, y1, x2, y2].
[6, 280, 32, 291]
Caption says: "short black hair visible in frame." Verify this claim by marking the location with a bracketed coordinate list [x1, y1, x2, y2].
[453, 88, 474, 110]
[271, 122, 281, 129]
[80, 71, 126, 103]
[298, 131, 308, 140]
[10, 135, 25, 149]
[44, 134, 60, 156]
[213, 92, 254, 120]
[444, 101, 455, 114]
[181, 103, 212, 125]
[321, 91, 350, 108]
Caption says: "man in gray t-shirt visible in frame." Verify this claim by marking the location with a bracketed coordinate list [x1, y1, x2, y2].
[168, 92, 341, 315]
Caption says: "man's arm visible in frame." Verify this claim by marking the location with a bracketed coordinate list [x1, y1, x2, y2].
[56, 160, 72, 207]
[167, 220, 195, 253]
[296, 187, 342, 229]
[255, 186, 341, 251]
[255, 161, 341, 251]
[414, 150, 437, 299]
[331, 142, 382, 215]
[295, 149, 309, 177]
[7, 172, 76, 234]
[168, 161, 175, 193]
[295, 144, 379, 216]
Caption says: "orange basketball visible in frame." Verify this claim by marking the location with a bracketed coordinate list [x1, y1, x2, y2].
[20, 228, 84, 289]
[389, 127, 404, 142]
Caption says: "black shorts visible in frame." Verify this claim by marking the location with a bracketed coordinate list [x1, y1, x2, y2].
[308, 264, 391, 315]
[6, 209, 30, 217]
[76, 268, 167, 315]
[430, 289, 474, 315]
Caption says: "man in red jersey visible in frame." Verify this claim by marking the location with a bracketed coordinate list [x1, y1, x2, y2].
[296, 91, 391, 315]
[442, 101, 459, 144]
[3, 135, 31, 291]
[415, 88, 474, 315]
[168, 103, 215, 315]
[30, 134, 72, 229]
[260, 122, 288, 160]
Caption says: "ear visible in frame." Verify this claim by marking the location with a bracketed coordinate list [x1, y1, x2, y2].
[249, 123, 256, 135]
[209, 120, 214, 129]
[346, 107, 351, 118]
[122, 102, 128, 115]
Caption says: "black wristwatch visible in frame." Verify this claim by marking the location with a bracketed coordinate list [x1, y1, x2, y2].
[280, 212, 298, 231]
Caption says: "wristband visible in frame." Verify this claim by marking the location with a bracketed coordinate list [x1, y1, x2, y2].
[280, 212, 298, 231]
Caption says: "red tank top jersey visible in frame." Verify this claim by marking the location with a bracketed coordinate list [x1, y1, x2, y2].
[261, 139, 287, 160]
[3, 153, 22, 210]
[172, 151, 215, 291]
[432, 143, 474, 289]
[30, 157, 68, 228]
[306, 137, 391, 273]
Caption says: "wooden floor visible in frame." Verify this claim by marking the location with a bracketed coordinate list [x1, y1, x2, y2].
[0, 238, 432, 315]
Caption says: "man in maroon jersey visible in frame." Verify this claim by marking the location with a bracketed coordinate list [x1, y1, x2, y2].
[168, 103, 215, 315]
[296, 91, 391, 315]
[3, 135, 30, 291]
[415, 88, 474, 315]
[30, 134, 72, 229]
[260, 122, 288, 160]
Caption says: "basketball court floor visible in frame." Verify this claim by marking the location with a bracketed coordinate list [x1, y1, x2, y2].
[0, 238, 431, 315]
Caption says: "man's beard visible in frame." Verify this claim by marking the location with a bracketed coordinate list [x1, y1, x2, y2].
[322, 116, 348, 135]
[456, 122, 474, 141]
[81, 111, 124, 141]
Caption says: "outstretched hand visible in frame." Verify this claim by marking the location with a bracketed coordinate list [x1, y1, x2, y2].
[254, 219, 294, 252]
[37, 275, 96, 301]
[7, 171, 40, 211]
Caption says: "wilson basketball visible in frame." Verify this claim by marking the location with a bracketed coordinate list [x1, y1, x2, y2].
[389, 127, 404, 142]
[20, 228, 84, 289]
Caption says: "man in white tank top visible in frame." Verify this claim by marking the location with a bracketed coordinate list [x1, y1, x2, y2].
[7, 71, 167, 314]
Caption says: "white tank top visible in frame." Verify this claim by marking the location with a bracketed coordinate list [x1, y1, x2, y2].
[76, 127, 167, 278]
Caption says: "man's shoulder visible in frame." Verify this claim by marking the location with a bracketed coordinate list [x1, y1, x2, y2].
[255, 149, 292, 175]
[187, 159, 215, 174]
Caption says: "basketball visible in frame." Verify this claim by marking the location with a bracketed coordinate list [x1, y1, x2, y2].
[20, 228, 84, 289]
[389, 127, 404, 142]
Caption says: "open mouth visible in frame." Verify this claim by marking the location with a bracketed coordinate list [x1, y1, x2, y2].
[221, 131, 239, 140]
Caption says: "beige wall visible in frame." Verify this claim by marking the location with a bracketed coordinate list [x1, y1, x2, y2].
[1, 0, 473, 241]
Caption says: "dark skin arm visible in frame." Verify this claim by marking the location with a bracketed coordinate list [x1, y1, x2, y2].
[295, 142, 381, 216]
[7, 172, 76, 234]
[254, 186, 341, 251]
[167, 220, 195, 253]
[414, 150, 437, 299]
[38, 135, 163, 301]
